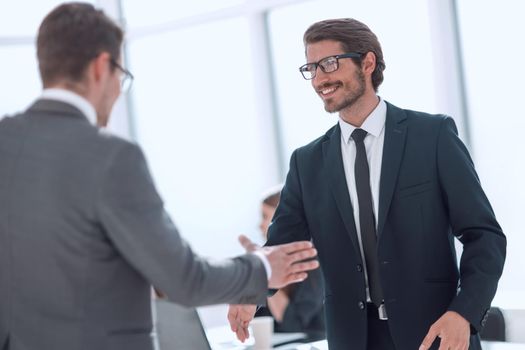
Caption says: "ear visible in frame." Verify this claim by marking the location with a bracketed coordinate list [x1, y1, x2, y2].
[91, 52, 111, 83]
[361, 51, 376, 76]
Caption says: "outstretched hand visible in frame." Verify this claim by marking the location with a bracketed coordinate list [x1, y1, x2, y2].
[238, 234, 319, 289]
[227, 304, 257, 342]
[238, 234, 260, 252]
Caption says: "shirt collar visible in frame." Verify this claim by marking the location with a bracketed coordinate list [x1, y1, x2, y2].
[39, 88, 97, 126]
[339, 97, 387, 143]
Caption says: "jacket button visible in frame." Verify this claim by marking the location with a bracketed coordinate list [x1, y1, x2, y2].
[357, 264, 363, 272]
[358, 301, 365, 310]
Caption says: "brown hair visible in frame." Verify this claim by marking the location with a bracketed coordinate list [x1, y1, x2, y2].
[37, 2, 123, 87]
[303, 18, 386, 91]
[262, 187, 281, 208]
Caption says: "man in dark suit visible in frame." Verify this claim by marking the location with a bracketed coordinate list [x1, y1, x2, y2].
[228, 18, 506, 350]
[0, 4, 319, 350]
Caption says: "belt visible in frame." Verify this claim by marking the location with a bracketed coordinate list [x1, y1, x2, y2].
[367, 302, 388, 321]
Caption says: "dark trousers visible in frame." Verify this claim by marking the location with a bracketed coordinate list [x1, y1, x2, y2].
[367, 304, 396, 350]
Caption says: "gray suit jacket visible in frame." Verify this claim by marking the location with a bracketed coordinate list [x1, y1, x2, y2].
[0, 100, 267, 350]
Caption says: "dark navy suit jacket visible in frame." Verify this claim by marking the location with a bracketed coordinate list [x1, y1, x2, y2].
[266, 102, 506, 350]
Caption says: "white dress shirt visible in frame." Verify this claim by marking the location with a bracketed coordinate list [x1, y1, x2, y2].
[39, 88, 98, 126]
[339, 97, 386, 302]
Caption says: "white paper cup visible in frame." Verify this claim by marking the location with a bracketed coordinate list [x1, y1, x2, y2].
[251, 316, 274, 349]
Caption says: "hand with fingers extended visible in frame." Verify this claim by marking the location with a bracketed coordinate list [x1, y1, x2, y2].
[227, 304, 257, 342]
[239, 234, 319, 289]
[238, 234, 259, 252]
[419, 311, 470, 350]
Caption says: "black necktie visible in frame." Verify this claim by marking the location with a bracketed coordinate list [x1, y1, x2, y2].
[351, 128, 384, 307]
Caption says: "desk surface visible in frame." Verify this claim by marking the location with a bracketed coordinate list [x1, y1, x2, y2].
[273, 340, 525, 350]
[482, 341, 525, 349]
[206, 325, 525, 350]
[207, 326, 305, 350]
[294, 340, 525, 350]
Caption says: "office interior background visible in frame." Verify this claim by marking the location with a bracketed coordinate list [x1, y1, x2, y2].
[1, 0, 524, 323]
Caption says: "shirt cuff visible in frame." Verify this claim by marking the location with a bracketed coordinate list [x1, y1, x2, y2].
[252, 251, 272, 281]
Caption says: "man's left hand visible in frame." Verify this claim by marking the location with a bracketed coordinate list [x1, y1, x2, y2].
[238, 234, 260, 252]
[419, 311, 470, 350]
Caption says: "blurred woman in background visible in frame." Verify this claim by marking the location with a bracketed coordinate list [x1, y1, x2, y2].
[254, 186, 325, 341]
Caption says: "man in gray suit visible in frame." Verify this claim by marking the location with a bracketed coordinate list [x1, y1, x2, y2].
[0, 3, 319, 350]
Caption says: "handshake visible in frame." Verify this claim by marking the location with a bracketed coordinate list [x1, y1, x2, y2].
[228, 235, 319, 342]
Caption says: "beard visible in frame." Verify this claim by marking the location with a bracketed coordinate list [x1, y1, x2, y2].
[323, 68, 366, 113]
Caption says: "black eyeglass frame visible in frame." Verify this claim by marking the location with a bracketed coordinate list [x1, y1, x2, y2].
[110, 58, 134, 90]
[298, 52, 362, 80]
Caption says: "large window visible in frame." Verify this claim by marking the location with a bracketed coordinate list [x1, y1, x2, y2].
[457, 0, 525, 305]
[123, 0, 245, 28]
[0, 0, 95, 117]
[0, 46, 41, 117]
[127, 17, 276, 257]
[0, 1, 81, 36]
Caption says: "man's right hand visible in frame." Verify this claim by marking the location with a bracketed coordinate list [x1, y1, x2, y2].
[229, 236, 318, 341]
[238, 235, 319, 289]
[227, 304, 257, 342]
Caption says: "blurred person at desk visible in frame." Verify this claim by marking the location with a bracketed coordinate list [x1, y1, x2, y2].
[0, 3, 319, 350]
[241, 186, 325, 342]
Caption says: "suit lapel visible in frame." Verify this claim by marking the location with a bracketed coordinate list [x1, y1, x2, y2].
[377, 102, 407, 239]
[323, 125, 362, 258]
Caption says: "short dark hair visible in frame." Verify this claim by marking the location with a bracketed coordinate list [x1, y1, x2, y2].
[303, 18, 386, 91]
[37, 2, 123, 87]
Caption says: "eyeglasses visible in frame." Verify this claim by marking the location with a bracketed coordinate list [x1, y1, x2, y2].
[110, 58, 134, 92]
[299, 52, 362, 80]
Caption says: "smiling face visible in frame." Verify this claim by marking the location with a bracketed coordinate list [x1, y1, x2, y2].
[306, 40, 368, 114]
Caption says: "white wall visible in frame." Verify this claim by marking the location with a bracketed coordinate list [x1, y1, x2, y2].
[456, 0, 525, 305]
